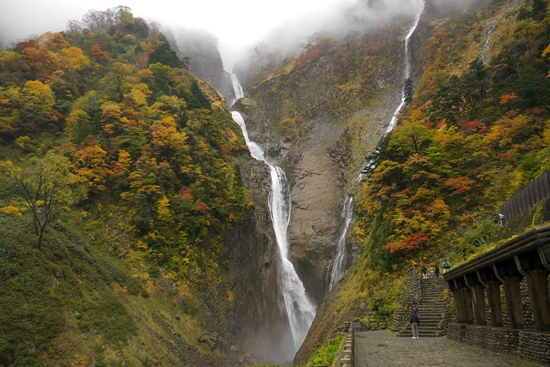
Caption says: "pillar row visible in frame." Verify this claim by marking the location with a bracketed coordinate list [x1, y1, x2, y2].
[503, 275, 524, 329]
[463, 287, 474, 324]
[486, 280, 503, 327]
[472, 284, 487, 325]
[452, 288, 466, 323]
[526, 269, 550, 331]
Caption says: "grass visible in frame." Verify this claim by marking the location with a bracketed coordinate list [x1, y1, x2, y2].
[0, 211, 232, 366]
[304, 335, 343, 367]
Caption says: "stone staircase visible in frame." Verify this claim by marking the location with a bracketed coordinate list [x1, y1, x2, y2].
[397, 277, 448, 337]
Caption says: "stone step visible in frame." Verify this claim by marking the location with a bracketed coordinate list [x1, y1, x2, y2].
[399, 328, 440, 334]
[397, 332, 440, 337]
[398, 329, 441, 335]
[399, 333, 440, 336]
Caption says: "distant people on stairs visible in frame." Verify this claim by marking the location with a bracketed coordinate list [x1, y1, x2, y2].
[443, 259, 450, 273]
[410, 307, 420, 339]
[435, 265, 440, 278]
[429, 267, 434, 278]
[421, 265, 427, 279]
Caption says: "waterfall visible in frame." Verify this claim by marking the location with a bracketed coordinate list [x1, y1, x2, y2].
[326, 196, 354, 292]
[481, 19, 498, 65]
[355, 0, 424, 184]
[230, 74, 316, 352]
[481, 0, 521, 65]
[230, 73, 244, 106]
[386, 0, 425, 134]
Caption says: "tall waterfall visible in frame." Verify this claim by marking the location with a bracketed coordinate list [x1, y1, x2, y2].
[230, 75, 316, 352]
[386, 0, 425, 134]
[355, 0, 424, 184]
[326, 196, 354, 292]
[230, 73, 244, 106]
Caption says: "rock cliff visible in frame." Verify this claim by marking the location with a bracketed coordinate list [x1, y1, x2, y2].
[174, 28, 236, 104]
[232, 22, 406, 307]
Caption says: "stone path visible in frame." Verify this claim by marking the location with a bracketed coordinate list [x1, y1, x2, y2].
[355, 330, 544, 367]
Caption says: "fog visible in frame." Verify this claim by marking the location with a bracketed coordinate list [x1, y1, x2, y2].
[0, 0, 479, 72]
[1, 0, 339, 68]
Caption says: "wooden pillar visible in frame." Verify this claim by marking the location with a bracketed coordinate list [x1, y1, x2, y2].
[487, 280, 503, 327]
[526, 269, 550, 331]
[452, 288, 466, 323]
[472, 284, 487, 325]
[503, 276, 524, 329]
[463, 287, 474, 324]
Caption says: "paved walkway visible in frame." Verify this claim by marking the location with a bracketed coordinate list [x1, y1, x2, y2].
[355, 330, 544, 367]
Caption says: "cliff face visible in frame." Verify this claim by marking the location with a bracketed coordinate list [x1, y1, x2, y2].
[232, 23, 406, 306]
[174, 28, 236, 104]
[219, 154, 297, 362]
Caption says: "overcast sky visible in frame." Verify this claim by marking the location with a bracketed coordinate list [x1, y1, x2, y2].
[0, 0, 347, 69]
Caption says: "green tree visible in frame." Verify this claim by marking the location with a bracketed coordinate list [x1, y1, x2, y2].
[149, 34, 182, 68]
[4, 155, 85, 248]
[187, 80, 210, 110]
[17, 80, 55, 129]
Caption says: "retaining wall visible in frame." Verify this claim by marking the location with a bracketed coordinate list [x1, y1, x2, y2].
[448, 324, 549, 365]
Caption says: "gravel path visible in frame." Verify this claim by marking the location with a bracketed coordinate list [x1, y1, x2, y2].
[354, 330, 544, 367]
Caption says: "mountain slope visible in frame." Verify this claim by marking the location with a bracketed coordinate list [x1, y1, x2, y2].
[293, 0, 550, 364]
[0, 6, 261, 366]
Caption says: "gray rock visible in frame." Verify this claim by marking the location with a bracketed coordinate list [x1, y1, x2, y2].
[51, 277, 59, 289]
[74, 311, 81, 319]
[109, 228, 121, 238]
[55, 268, 64, 280]
[80, 333, 87, 340]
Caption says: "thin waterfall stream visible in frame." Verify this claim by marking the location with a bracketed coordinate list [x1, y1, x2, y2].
[386, 0, 424, 134]
[337, 0, 425, 288]
[355, 0, 424, 184]
[326, 196, 354, 292]
[481, 0, 521, 65]
[230, 76, 316, 353]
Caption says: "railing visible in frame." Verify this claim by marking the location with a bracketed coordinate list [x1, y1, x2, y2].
[500, 169, 550, 224]
[337, 323, 354, 367]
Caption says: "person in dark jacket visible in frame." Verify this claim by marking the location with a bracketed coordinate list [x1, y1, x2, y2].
[421, 265, 427, 279]
[410, 310, 420, 339]
[411, 302, 419, 315]
[435, 265, 440, 278]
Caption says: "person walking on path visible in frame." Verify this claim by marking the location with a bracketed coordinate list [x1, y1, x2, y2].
[421, 265, 427, 279]
[410, 309, 420, 339]
[443, 260, 450, 273]
[435, 265, 440, 278]
[429, 267, 434, 278]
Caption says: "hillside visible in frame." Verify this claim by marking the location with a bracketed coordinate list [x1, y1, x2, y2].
[0, 6, 259, 366]
[291, 0, 550, 364]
